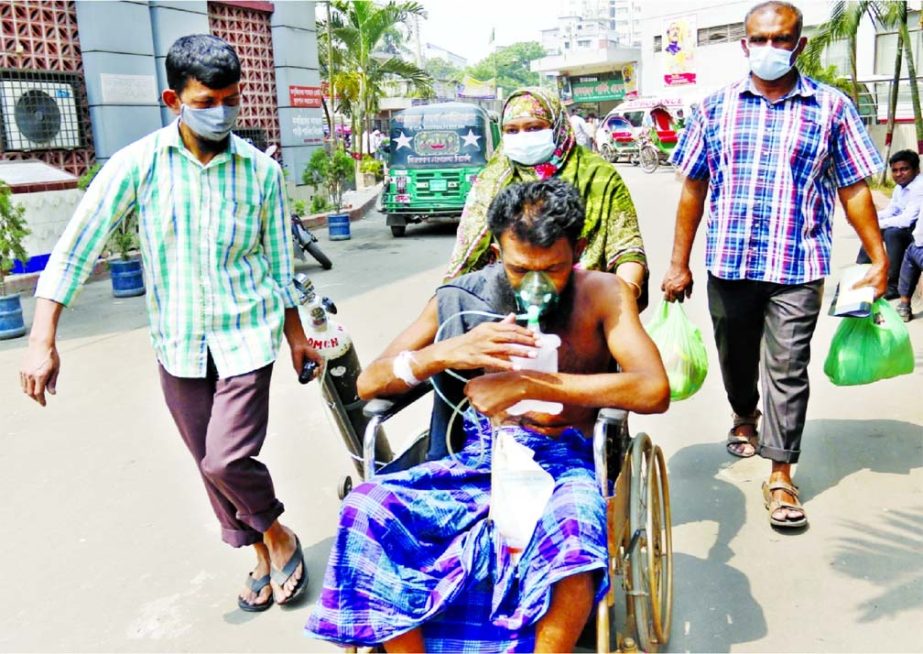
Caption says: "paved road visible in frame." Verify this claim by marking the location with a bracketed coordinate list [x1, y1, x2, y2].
[1, 166, 920, 652]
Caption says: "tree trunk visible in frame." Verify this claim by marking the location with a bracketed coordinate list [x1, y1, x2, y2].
[882, 30, 904, 184]
[325, 1, 337, 149]
[848, 32, 859, 105]
[899, 20, 923, 153]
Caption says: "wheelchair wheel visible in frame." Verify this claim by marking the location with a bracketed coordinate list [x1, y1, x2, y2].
[627, 434, 673, 651]
[337, 475, 353, 500]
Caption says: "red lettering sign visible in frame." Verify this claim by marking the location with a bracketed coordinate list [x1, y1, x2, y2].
[290, 85, 324, 108]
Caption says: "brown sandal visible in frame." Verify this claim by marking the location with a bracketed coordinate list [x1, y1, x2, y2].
[762, 480, 808, 528]
[726, 410, 761, 458]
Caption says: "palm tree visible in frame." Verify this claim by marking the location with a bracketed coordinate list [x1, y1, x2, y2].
[800, 2, 923, 167]
[800, 1, 866, 104]
[319, 1, 433, 156]
[886, 1, 923, 154]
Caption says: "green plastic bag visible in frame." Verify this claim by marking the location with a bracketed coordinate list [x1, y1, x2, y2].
[645, 300, 709, 401]
[823, 298, 915, 386]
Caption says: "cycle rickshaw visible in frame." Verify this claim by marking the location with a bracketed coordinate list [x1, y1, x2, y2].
[638, 104, 682, 174]
[598, 114, 641, 166]
[297, 275, 675, 653]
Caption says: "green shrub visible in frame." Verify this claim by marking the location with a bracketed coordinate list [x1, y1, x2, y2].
[309, 194, 333, 214]
[360, 155, 384, 181]
[0, 180, 29, 295]
[302, 146, 355, 211]
[293, 199, 308, 216]
[77, 163, 101, 191]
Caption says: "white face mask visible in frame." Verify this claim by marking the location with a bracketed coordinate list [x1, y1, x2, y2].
[503, 129, 556, 165]
[747, 43, 795, 81]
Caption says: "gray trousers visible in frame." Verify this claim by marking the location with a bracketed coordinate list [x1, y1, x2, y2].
[707, 274, 824, 464]
[159, 355, 283, 547]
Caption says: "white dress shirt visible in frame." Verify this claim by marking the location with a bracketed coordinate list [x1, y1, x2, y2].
[879, 173, 923, 230]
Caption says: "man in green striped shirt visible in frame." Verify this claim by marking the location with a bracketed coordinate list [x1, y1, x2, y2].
[19, 35, 321, 612]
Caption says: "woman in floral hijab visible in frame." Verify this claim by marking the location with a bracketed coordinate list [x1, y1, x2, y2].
[445, 87, 647, 302]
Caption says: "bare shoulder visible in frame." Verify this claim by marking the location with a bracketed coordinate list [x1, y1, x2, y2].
[574, 269, 638, 322]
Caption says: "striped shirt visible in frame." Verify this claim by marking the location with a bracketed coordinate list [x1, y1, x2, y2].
[671, 74, 883, 285]
[36, 120, 298, 378]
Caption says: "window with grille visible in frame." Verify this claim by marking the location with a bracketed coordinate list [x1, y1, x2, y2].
[697, 23, 745, 46]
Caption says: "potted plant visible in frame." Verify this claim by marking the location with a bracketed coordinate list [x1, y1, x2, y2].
[359, 155, 384, 189]
[302, 145, 356, 241]
[78, 164, 144, 298]
[0, 179, 30, 339]
[105, 216, 144, 298]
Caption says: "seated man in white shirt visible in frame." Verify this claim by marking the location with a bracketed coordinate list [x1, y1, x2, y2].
[857, 149, 923, 299]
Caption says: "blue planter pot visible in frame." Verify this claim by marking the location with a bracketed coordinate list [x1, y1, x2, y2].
[328, 213, 351, 241]
[109, 258, 145, 298]
[0, 293, 27, 340]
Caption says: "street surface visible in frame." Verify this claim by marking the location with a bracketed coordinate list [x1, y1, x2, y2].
[1, 166, 921, 652]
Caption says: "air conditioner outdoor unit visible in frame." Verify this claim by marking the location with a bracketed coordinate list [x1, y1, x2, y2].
[0, 80, 82, 151]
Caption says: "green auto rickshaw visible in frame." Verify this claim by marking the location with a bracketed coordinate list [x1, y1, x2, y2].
[383, 102, 500, 237]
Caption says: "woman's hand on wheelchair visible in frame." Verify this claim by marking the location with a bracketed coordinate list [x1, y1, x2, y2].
[440, 313, 537, 372]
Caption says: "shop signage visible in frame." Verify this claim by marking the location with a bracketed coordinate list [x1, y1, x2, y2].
[571, 76, 625, 102]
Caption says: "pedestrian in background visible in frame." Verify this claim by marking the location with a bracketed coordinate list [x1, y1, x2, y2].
[19, 34, 322, 610]
[857, 149, 923, 300]
[568, 109, 593, 148]
[662, 1, 887, 529]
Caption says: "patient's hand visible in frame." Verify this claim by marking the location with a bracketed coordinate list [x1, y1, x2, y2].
[441, 314, 537, 372]
[464, 371, 527, 416]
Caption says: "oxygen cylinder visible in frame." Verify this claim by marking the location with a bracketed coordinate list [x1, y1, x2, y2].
[295, 274, 392, 475]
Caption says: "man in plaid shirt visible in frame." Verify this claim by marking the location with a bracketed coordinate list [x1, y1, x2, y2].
[663, 1, 888, 529]
[20, 35, 321, 610]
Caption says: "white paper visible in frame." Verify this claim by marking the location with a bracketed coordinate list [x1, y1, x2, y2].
[489, 431, 556, 558]
[833, 264, 875, 317]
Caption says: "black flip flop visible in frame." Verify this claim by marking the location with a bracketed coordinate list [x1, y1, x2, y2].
[238, 572, 273, 612]
[271, 536, 309, 606]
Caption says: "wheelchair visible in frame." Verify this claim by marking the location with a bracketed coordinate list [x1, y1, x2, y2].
[322, 375, 674, 653]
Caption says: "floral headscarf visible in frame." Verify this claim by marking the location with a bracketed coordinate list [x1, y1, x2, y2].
[445, 87, 646, 280]
[500, 88, 576, 180]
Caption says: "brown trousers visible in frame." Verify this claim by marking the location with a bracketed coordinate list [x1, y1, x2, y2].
[159, 355, 283, 547]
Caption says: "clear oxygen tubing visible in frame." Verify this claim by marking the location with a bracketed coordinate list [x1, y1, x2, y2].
[431, 309, 533, 466]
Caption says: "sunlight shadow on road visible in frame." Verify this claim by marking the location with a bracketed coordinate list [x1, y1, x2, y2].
[667, 552, 767, 653]
[798, 419, 923, 504]
[832, 507, 923, 624]
[664, 443, 767, 652]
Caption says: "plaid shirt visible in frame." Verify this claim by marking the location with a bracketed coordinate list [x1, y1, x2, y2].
[671, 74, 883, 284]
[36, 121, 298, 378]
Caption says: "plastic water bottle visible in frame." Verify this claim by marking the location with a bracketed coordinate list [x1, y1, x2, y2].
[507, 306, 563, 416]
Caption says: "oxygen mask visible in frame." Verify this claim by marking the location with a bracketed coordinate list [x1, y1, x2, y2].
[514, 271, 559, 330]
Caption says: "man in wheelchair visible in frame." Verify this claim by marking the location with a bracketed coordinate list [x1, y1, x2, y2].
[305, 178, 670, 652]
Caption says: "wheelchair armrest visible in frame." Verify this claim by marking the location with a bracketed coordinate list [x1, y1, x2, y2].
[597, 408, 629, 426]
[362, 381, 434, 422]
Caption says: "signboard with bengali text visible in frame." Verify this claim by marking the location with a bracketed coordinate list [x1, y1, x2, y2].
[289, 85, 323, 108]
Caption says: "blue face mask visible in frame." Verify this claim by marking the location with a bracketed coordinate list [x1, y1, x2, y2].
[180, 103, 240, 142]
[503, 129, 556, 165]
[747, 44, 795, 81]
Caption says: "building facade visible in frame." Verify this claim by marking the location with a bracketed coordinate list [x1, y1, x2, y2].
[0, 0, 322, 181]
[0, 0, 322, 273]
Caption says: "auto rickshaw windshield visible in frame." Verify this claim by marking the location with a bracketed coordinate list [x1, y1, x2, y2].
[388, 104, 494, 169]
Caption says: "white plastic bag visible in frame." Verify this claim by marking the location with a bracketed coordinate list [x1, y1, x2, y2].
[489, 430, 555, 562]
